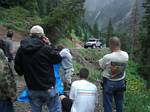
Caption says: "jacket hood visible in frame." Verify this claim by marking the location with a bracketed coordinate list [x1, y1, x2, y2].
[20, 37, 44, 54]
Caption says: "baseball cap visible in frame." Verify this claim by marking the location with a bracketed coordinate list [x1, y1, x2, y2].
[30, 25, 44, 34]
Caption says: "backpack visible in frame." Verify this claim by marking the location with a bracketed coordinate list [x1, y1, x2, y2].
[0, 49, 16, 100]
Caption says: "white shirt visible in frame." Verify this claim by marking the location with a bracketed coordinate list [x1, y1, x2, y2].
[99, 50, 129, 81]
[69, 80, 97, 112]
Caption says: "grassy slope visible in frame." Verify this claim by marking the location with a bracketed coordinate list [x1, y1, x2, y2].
[57, 37, 76, 48]
[0, 7, 42, 32]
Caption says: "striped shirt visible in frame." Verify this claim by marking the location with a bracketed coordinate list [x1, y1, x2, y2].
[69, 80, 97, 112]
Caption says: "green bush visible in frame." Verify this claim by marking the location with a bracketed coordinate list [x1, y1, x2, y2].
[88, 68, 101, 82]
[125, 91, 150, 112]
[124, 61, 149, 112]
[0, 6, 42, 32]
[73, 61, 83, 74]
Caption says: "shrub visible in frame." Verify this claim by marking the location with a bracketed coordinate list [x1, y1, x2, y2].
[124, 61, 149, 112]
[0, 6, 42, 32]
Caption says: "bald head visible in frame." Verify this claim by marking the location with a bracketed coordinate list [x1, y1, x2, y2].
[109, 37, 121, 49]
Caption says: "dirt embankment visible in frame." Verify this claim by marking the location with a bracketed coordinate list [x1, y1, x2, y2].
[0, 25, 84, 49]
[0, 25, 25, 41]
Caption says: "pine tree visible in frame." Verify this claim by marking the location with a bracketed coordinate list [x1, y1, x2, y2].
[106, 18, 114, 46]
[91, 23, 100, 38]
[44, 0, 85, 42]
[129, 0, 140, 60]
[142, 0, 150, 89]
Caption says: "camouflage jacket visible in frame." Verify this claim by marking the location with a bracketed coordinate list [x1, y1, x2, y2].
[0, 49, 16, 100]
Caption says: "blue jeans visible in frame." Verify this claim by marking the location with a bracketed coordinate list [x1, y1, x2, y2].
[0, 99, 14, 112]
[103, 78, 126, 112]
[29, 87, 61, 112]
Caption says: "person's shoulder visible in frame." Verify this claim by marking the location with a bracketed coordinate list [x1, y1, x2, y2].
[20, 37, 30, 43]
[103, 53, 113, 59]
[72, 80, 79, 85]
[43, 45, 56, 52]
[88, 81, 97, 89]
[60, 48, 70, 53]
[120, 50, 129, 59]
[0, 49, 4, 55]
[121, 50, 129, 55]
[4, 37, 12, 43]
[0, 49, 6, 59]
[0, 49, 3, 53]
[71, 80, 80, 86]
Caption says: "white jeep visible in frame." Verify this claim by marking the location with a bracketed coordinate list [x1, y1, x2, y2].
[84, 38, 102, 48]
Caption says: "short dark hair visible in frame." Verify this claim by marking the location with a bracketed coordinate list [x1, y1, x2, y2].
[7, 30, 13, 38]
[79, 68, 89, 79]
[109, 37, 121, 48]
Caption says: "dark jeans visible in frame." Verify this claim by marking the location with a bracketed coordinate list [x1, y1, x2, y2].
[103, 78, 125, 112]
[29, 87, 61, 112]
[0, 99, 14, 112]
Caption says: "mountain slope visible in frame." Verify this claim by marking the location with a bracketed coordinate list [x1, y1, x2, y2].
[85, 0, 144, 31]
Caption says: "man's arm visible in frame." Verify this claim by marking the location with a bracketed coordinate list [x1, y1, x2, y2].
[59, 50, 66, 58]
[0, 49, 6, 60]
[69, 83, 76, 100]
[47, 46, 62, 64]
[98, 55, 109, 69]
[14, 48, 24, 76]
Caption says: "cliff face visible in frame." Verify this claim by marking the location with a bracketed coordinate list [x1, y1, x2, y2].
[84, 0, 144, 31]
